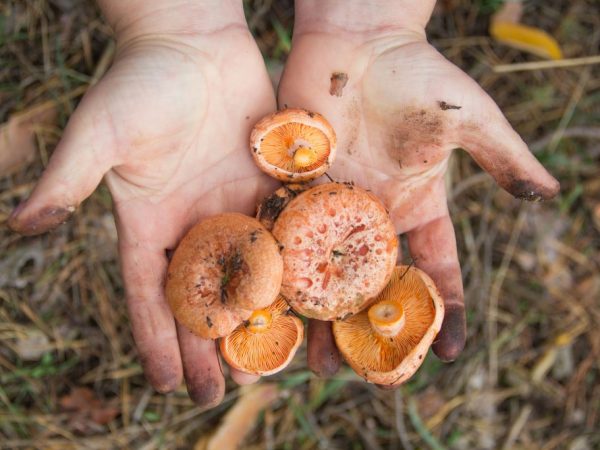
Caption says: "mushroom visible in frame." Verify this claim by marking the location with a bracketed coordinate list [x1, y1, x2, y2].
[220, 295, 304, 376]
[250, 108, 337, 182]
[272, 182, 398, 320]
[166, 213, 283, 339]
[332, 265, 444, 386]
[256, 183, 307, 231]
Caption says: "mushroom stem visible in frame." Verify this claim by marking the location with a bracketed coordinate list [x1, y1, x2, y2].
[246, 309, 273, 334]
[368, 300, 405, 337]
[293, 147, 315, 168]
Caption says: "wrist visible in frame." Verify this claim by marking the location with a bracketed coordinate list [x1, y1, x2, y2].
[98, 0, 247, 42]
[293, 0, 435, 37]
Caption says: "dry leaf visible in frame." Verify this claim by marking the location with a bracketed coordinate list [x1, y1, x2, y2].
[0, 105, 56, 176]
[195, 384, 279, 450]
[490, 1, 563, 60]
[59, 387, 120, 433]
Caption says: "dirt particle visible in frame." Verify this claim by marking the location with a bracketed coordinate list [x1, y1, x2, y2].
[249, 230, 260, 243]
[329, 72, 349, 97]
[206, 316, 213, 328]
[438, 101, 462, 111]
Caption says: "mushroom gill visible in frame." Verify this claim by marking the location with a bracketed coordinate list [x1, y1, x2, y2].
[250, 108, 337, 182]
[220, 296, 304, 376]
[333, 265, 444, 386]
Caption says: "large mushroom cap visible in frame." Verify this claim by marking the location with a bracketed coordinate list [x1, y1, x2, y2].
[250, 108, 337, 182]
[166, 213, 283, 339]
[332, 265, 444, 386]
[220, 296, 304, 376]
[272, 182, 398, 320]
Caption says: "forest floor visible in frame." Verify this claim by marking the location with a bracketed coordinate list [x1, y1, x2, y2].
[1, 1, 599, 449]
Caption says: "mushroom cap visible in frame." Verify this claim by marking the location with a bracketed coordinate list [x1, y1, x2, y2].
[272, 182, 398, 320]
[250, 108, 337, 182]
[166, 213, 283, 339]
[332, 265, 445, 386]
[220, 296, 304, 376]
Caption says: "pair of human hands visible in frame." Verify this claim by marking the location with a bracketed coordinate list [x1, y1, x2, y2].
[8, 0, 558, 407]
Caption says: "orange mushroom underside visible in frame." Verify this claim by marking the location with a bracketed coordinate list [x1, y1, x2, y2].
[333, 266, 444, 385]
[250, 108, 337, 182]
[220, 296, 304, 376]
[259, 122, 330, 172]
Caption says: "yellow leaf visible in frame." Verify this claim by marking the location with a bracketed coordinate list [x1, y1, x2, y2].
[490, 21, 563, 60]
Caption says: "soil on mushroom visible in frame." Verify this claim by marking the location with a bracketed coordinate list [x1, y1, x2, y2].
[272, 183, 398, 320]
[166, 213, 283, 339]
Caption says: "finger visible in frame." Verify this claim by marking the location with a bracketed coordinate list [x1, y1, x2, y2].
[307, 319, 341, 377]
[8, 89, 114, 235]
[120, 238, 183, 393]
[460, 97, 559, 201]
[177, 324, 226, 408]
[230, 369, 260, 386]
[407, 214, 465, 362]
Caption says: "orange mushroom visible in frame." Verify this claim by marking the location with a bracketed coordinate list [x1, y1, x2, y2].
[166, 213, 283, 339]
[333, 265, 444, 386]
[272, 182, 398, 321]
[250, 108, 337, 182]
[220, 295, 304, 376]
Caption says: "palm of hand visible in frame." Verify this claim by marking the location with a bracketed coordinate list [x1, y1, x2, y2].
[279, 31, 558, 365]
[9, 27, 278, 398]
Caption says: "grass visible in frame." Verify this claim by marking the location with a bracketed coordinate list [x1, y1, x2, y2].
[1, 0, 600, 448]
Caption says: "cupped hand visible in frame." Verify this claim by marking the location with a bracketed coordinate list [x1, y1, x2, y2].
[279, 14, 559, 376]
[8, 15, 278, 405]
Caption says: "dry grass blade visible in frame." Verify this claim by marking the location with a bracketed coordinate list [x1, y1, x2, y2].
[1, 1, 599, 449]
[194, 384, 279, 450]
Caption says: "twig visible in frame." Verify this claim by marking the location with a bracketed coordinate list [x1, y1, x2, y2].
[488, 206, 526, 387]
[501, 404, 532, 450]
[547, 67, 592, 153]
[530, 126, 600, 153]
[407, 398, 446, 450]
[394, 390, 414, 450]
[492, 54, 600, 73]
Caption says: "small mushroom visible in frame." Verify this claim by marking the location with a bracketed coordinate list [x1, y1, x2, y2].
[250, 108, 337, 182]
[220, 296, 304, 376]
[256, 183, 308, 231]
[166, 213, 283, 339]
[272, 182, 398, 320]
[332, 265, 444, 386]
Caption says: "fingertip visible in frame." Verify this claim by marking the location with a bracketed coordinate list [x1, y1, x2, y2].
[7, 203, 75, 236]
[230, 369, 260, 385]
[307, 320, 341, 378]
[505, 175, 560, 202]
[432, 304, 466, 362]
[141, 353, 183, 394]
[186, 374, 225, 408]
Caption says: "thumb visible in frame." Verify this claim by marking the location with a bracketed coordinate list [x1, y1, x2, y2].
[459, 94, 559, 201]
[7, 90, 114, 235]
